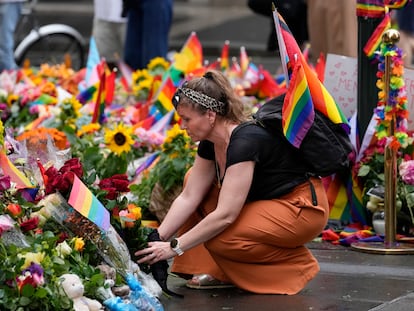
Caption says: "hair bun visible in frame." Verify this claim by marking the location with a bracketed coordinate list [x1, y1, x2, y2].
[203, 71, 214, 79]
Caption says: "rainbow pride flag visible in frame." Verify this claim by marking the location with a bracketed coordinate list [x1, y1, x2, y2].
[220, 40, 230, 71]
[169, 32, 203, 84]
[282, 63, 314, 148]
[68, 174, 110, 231]
[363, 11, 391, 58]
[91, 65, 106, 124]
[0, 150, 34, 189]
[273, 9, 349, 140]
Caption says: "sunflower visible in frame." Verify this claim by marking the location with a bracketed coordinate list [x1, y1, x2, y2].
[77, 123, 101, 137]
[104, 124, 134, 155]
[164, 123, 186, 145]
[132, 69, 151, 85]
[148, 57, 170, 75]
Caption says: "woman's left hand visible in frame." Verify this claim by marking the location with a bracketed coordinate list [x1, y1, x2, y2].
[135, 241, 176, 265]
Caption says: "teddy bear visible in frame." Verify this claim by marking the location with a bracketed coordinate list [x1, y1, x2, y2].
[97, 264, 130, 298]
[59, 273, 103, 311]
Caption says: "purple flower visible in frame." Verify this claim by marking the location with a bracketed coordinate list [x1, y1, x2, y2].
[0, 175, 11, 191]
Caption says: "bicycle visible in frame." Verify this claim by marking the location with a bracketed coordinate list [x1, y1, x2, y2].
[14, 0, 86, 70]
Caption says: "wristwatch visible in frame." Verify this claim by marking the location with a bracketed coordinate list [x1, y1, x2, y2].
[170, 238, 184, 256]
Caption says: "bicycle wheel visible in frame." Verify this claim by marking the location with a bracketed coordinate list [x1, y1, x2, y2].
[15, 25, 86, 70]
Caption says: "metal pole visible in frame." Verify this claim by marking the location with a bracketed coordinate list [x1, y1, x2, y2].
[382, 31, 398, 246]
[352, 29, 414, 254]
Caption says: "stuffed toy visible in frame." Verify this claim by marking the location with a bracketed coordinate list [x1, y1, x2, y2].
[97, 264, 130, 298]
[59, 273, 103, 311]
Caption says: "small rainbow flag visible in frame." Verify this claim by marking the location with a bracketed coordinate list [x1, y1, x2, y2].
[68, 174, 110, 231]
[240, 46, 249, 74]
[152, 76, 177, 120]
[363, 11, 391, 58]
[169, 32, 203, 83]
[220, 40, 230, 71]
[91, 66, 106, 124]
[0, 150, 34, 189]
[282, 62, 315, 148]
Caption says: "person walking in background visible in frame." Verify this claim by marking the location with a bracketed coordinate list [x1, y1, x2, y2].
[92, 0, 127, 69]
[0, 0, 25, 72]
[135, 70, 330, 294]
[247, 0, 308, 52]
[396, 0, 414, 68]
[306, 0, 357, 62]
[122, 0, 173, 70]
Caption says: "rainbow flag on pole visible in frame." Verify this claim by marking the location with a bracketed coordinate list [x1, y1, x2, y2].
[282, 63, 315, 148]
[68, 174, 110, 231]
[272, 6, 349, 147]
[0, 150, 34, 189]
[363, 10, 391, 58]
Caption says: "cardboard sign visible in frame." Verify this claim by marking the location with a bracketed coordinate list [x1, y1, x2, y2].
[324, 53, 414, 130]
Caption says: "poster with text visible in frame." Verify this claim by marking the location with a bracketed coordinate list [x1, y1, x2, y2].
[324, 53, 414, 130]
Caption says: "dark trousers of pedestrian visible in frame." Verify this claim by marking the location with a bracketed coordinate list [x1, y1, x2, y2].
[124, 0, 173, 70]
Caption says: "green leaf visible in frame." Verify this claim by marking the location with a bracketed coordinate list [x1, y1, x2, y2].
[34, 287, 48, 298]
[21, 284, 35, 298]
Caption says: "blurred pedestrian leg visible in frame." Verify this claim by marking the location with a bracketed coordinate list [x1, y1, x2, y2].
[93, 0, 127, 69]
[123, 0, 173, 70]
[0, 0, 25, 72]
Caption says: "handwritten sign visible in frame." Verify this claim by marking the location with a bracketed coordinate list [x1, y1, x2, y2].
[324, 53, 414, 130]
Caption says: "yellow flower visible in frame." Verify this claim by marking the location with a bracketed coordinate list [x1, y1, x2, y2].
[77, 123, 101, 137]
[20, 252, 45, 269]
[72, 237, 85, 252]
[128, 204, 142, 220]
[104, 123, 134, 155]
[132, 69, 151, 84]
[148, 57, 170, 71]
[164, 123, 185, 144]
[7, 94, 19, 106]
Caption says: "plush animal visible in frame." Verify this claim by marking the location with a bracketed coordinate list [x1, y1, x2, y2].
[59, 273, 103, 311]
[97, 264, 130, 298]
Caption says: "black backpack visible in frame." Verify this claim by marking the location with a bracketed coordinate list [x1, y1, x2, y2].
[252, 95, 354, 177]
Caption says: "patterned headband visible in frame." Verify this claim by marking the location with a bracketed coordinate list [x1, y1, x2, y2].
[176, 87, 226, 115]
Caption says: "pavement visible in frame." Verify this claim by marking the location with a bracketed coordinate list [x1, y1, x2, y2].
[35, 1, 414, 310]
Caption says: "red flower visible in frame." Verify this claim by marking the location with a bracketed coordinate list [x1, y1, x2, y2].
[60, 158, 83, 177]
[6, 203, 22, 217]
[20, 217, 40, 232]
[99, 174, 130, 200]
[44, 158, 82, 195]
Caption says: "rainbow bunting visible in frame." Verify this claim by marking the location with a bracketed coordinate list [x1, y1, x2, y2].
[220, 40, 230, 71]
[68, 174, 110, 231]
[363, 11, 391, 58]
[282, 63, 315, 148]
[0, 150, 34, 189]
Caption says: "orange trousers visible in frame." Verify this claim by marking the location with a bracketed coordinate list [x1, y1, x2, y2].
[171, 177, 330, 294]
